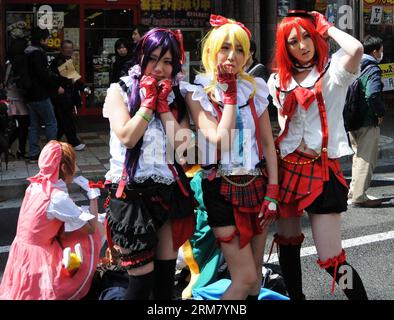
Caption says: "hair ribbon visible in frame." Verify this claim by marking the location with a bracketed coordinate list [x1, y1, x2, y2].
[209, 14, 252, 39]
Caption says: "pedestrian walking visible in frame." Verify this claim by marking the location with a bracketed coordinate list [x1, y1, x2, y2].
[4, 38, 29, 159]
[50, 40, 86, 151]
[349, 35, 385, 208]
[24, 28, 59, 162]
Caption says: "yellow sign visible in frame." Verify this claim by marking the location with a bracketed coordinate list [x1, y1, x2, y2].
[379, 63, 394, 78]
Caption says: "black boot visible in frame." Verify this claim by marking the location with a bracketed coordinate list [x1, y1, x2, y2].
[152, 259, 176, 300]
[323, 259, 368, 300]
[275, 234, 306, 300]
[123, 271, 154, 300]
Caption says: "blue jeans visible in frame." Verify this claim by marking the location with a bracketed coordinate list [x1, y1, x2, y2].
[27, 98, 58, 157]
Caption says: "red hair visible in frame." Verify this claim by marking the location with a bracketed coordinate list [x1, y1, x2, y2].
[273, 16, 328, 89]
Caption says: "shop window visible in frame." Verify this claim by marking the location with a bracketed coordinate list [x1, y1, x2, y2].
[84, 9, 135, 109]
[6, 4, 80, 71]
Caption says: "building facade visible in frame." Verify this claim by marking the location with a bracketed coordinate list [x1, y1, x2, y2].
[226, 0, 394, 111]
[1, 0, 393, 114]
[1, 0, 212, 115]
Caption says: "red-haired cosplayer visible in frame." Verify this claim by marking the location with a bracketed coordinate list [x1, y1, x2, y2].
[267, 10, 368, 300]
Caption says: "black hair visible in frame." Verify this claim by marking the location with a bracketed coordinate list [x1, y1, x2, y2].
[133, 24, 150, 37]
[60, 40, 73, 48]
[363, 35, 383, 55]
[114, 38, 131, 57]
[31, 27, 50, 46]
[250, 40, 257, 60]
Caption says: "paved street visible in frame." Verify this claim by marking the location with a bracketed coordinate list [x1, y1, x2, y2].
[1, 171, 393, 300]
[0, 116, 393, 300]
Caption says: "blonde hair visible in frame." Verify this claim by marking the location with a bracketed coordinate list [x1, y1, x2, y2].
[201, 21, 256, 98]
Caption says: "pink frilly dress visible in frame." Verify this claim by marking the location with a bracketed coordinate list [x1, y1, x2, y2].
[0, 142, 101, 300]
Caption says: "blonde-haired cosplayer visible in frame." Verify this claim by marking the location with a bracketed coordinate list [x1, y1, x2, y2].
[180, 14, 279, 300]
[201, 18, 257, 99]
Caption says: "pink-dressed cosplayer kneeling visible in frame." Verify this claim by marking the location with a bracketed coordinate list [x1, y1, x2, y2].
[0, 141, 101, 300]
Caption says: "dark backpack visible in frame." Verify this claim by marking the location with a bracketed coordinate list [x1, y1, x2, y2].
[343, 64, 376, 132]
[11, 53, 33, 94]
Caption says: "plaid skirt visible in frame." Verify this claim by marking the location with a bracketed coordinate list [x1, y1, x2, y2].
[202, 174, 267, 248]
[278, 150, 348, 218]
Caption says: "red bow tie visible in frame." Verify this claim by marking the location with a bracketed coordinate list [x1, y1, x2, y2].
[282, 87, 316, 117]
[89, 180, 105, 189]
[210, 14, 252, 39]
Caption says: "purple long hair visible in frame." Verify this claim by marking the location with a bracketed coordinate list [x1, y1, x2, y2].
[125, 28, 183, 180]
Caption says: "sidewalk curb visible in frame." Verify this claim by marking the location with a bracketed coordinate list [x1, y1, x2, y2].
[379, 142, 394, 160]
[0, 172, 107, 201]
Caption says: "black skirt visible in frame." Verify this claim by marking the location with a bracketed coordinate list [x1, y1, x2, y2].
[106, 178, 195, 253]
[202, 178, 236, 228]
[305, 169, 348, 214]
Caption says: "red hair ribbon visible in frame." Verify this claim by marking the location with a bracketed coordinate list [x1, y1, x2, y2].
[146, 28, 186, 65]
[173, 29, 185, 65]
[89, 180, 105, 189]
[209, 14, 252, 39]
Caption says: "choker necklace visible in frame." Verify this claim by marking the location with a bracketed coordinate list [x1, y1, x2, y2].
[293, 63, 315, 72]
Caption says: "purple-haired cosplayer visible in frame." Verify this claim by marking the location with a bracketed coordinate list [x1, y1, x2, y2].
[103, 28, 195, 300]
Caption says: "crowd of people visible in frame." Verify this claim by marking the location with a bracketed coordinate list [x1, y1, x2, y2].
[0, 6, 387, 300]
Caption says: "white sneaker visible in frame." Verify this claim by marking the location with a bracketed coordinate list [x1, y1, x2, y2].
[74, 143, 85, 151]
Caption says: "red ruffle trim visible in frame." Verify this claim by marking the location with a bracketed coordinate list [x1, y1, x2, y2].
[317, 249, 347, 294]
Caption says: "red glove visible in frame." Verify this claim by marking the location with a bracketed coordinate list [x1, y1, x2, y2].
[217, 64, 237, 105]
[310, 11, 333, 37]
[140, 75, 158, 110]
[259, 184, 279, 222]
[156, 79, 173, 113]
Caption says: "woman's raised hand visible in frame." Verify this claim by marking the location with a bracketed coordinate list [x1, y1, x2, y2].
[310, 11, 333, 38]
[140, 75, 158, 110]
[216, 63, 237, 105]
[156, 79, 173, 113]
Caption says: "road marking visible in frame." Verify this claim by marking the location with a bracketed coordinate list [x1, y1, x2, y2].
[344, 175, 394, 182]
[1, 231, 394, 260]
[0, 246, 10, 254]
[264, 230, 394, 263]
[0, 194, 87, 212]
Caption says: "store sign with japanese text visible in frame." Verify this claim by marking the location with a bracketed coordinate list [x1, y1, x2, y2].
[364, 0, 394, 25]
[380, 63, 394, 91]
[141, 0, 211, 28]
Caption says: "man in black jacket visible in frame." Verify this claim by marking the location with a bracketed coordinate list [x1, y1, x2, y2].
[50, 40, 85, 151]
[245, 40, 269, 81]
[349, 35, 385, 208]
[24, 27, 61, 162]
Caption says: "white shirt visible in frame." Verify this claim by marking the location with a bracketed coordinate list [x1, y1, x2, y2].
[268, 49, 358, 159]
[180, 74, 270, 174]
[29, 180, 95, 232]
[103, 77, 176, 185]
